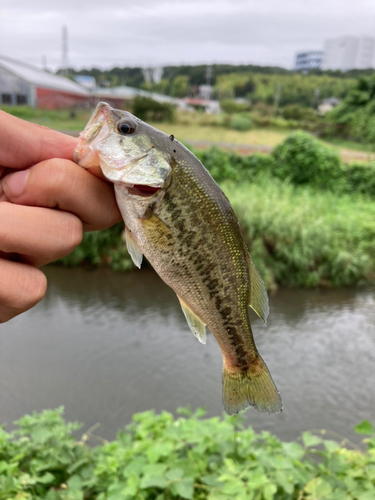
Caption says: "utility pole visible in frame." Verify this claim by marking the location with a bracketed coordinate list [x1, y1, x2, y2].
[205, 65, 212, 100]
[313, 87, 320, 109]
[62, 25, 68, 75]
[206, 65, 212, 86]
[274, 84, 281, 112]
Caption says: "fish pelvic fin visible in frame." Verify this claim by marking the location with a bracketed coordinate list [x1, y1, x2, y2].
[247, 254, 269, 325]
[123, 227, 143, 269]
[177, 296, 207, 345]
[222, 356, 282, 415]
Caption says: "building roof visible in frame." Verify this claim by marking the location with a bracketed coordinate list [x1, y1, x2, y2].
[0, 55, 89, 95]
[74, 75, 96, 89]
[91, 85, 185, 106]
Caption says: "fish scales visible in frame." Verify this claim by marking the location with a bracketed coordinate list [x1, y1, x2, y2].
[74, 102, 282, 415]
[122, 160, 253, 363]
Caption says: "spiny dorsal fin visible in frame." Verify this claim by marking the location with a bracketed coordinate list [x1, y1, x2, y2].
[177, 296, 207, 345]
[247, 254, 269, 325]
[123, 227, 143, 269]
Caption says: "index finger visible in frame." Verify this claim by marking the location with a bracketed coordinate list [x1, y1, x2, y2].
[0, 110, 78, 169]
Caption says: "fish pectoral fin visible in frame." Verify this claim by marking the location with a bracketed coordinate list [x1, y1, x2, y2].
[247, 254, 269, 325]
[177, 296, 207, 345]
[123, 227, 143, 269]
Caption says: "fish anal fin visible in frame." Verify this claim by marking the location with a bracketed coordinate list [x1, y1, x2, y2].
[247, 254, 269, 325]
[124, 227, 143, 269]
[177, 296, 207, 345]
[222, 355, 282, 415]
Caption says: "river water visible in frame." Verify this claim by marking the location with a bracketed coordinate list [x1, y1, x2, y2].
[1, 266, 374, 444]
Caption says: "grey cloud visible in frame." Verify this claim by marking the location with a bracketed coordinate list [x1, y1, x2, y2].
[0, 0, 374, 69]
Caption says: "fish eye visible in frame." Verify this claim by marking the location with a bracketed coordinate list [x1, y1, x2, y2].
[118, 121, 136, 135]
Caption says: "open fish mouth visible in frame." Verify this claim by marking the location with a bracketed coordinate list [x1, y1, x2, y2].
[125, 184, 162, 198]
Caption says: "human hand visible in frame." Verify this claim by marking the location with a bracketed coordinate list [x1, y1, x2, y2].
[0, 110, 121, 323]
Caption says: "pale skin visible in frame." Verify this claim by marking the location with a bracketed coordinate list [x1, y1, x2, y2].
[0, 110, 122, 323]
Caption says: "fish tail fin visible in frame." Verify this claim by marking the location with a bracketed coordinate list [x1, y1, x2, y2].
[222, 356, 282, 415]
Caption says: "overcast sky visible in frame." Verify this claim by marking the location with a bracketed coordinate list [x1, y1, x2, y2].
[1, 0, 375, 71]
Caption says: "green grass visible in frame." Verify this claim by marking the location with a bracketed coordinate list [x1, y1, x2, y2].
[149, 122, 288, 147]
[322, 136, 375, 154]
[225, 177, 375, 288]
[0, 105, 91, 132]
[61, 175, 375, 289]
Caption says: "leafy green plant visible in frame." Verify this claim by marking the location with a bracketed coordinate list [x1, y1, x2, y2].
[1, 407, 375, 499]
[341, 161, 375, 197]
[271, 131, 342, 188]
[194, 147, 275, 183]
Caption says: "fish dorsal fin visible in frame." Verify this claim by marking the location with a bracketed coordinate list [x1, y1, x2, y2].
[177, 296, 207, 345]
[247, 255, 269, 325]
[124, 227, 143, 269]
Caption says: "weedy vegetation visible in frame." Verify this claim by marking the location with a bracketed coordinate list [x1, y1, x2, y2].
[1, 407, 375, 500]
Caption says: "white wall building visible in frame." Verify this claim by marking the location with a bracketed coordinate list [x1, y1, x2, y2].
[322, 36, 375, 71]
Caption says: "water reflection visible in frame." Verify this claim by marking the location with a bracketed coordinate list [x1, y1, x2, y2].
[0, 266, 374, 444]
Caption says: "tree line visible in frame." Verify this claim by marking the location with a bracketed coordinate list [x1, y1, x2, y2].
[58, 64, 374, 104]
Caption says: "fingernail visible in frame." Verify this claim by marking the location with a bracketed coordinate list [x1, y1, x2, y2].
[3, 170, 29, 198]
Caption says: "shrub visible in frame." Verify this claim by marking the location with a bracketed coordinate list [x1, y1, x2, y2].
[1, 407, 375, 500]
[131, 96, 175, 122]
[194, 147, 275, 183]
[244, 153, 276, 179]
[272, 131, 342, 188]
[229, 113, 253, 131]
[342, 161, 375, 197]
[194, 147, 239, 182]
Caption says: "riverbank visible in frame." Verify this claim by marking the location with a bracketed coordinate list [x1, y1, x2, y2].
[59, 175, 375, 289]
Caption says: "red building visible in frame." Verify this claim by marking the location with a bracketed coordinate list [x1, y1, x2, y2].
[0, 55, 90, 109]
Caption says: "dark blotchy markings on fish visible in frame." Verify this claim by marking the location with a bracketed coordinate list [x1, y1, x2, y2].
[154, 161, 255, 372]
[74, 102, 282, 415]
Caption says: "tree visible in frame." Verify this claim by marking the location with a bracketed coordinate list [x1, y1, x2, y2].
[328, 74, 375, 143]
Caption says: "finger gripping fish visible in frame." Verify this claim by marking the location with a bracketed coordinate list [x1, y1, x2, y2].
[74, 102, 282, 415]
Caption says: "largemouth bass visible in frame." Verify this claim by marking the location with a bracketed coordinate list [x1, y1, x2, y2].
[74, 102, 282, 415]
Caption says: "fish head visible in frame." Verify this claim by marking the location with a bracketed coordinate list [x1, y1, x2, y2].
[74, 102, 173, 199]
